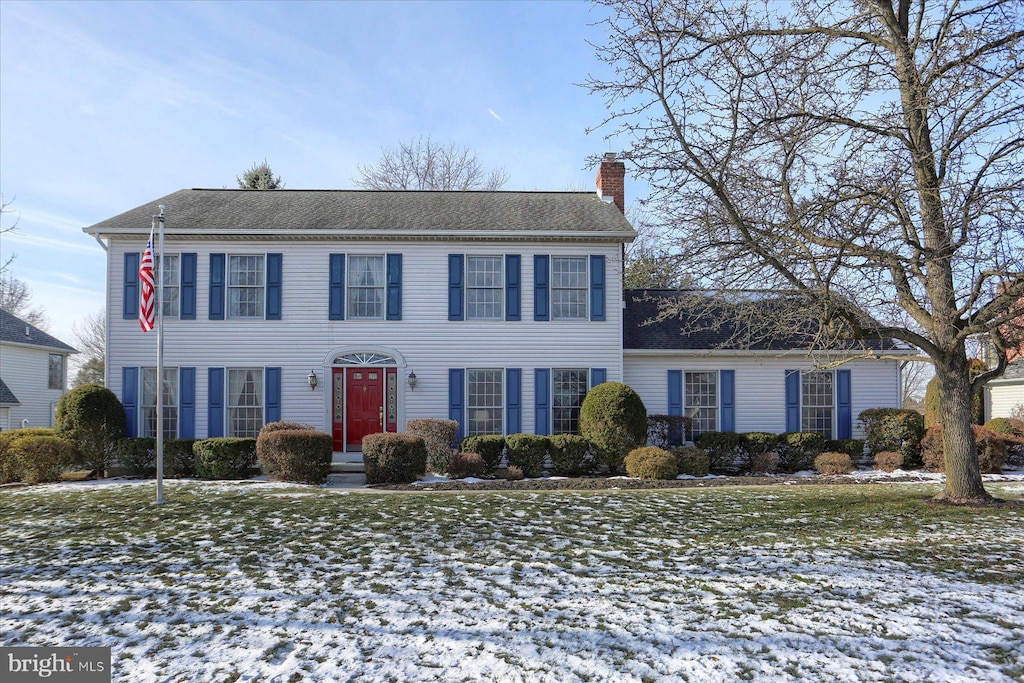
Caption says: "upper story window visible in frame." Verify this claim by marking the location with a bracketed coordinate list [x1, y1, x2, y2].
[157, 254, 180, 318]
[551, 257, 587, 320]
[228, 368, 263, 438]
[48, 354, 64, 390]
[142, 367, 178, 440]
[801, 371, 834, 438]
[467, 369, 503, 436]
[228, 255, 265, 318]
[466, 256, 503, 320]
[552, 368, 589, 434]
[685, 371, 718, 440]
[348, 255, 385, 319]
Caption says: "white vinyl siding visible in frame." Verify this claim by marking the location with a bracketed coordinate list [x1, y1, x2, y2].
[467, 369, 503, 436]
[348, 255, 385, 319]
[466, 256, 503, 320]
[553, 368, 588, 434]
[228, 368, 263, 438]
[685, 371, 717, 439]
[551, 257, 587, 320]
[142, 367, 178, 440]
[801, 371, 834, 438]
[228, 255, 264, 319]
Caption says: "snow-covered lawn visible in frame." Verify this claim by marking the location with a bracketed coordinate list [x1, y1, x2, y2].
[2, 480, 1022, 682]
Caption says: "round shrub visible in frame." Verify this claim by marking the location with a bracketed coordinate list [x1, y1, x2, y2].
[695, 431, 744, 472]
[777, 432, 826, 473]
[815, 451, 854, 475]
[193, 437, 257, 480]
[362, 433, 427, 484]
[504, 465, 525, 481]
[257, 429, 332, 485]
[873, 451, 903, 473]
[672, 445, 710, 477]
[164, 439, 196, 477]
[260, 421, 315, 434]
[984, 417, 1024, 437]
[55, 383, 126, 476]
[624, 446, 678, 480]
[447, 452, 485, 479]
[920, 425, 1008, 474]
[826, 439, 866, 461]
[459, 435, 505, 474]
[579, 382, 648, 474]
[504, 433, 549, 478]
[857, 408, 924, 465]
[749, 451, 781, 475]
[406, 418, 458, 474]
[549, 434, 590, 476]
[6, 434, 74, 483]
[115, 438, 156, 477]
[0, 428, 57, 483]
[740, 432, 779, 473]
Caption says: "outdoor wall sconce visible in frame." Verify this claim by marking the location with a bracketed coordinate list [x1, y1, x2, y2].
[407, 371, 418, 391]
[307, 370, 318, 390]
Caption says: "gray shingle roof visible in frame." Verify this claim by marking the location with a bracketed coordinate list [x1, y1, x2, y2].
[83, 189, 636, 238]
[623, 289, 905, 352]
[997, 359, 1024, 381]
[0, 308, 77, 352]
[0, 378, 19, 406]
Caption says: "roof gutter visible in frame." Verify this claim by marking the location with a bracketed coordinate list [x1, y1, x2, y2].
[82, 228, 637, 242]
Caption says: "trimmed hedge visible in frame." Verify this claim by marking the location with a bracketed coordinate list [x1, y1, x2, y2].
[695, 431, 744, 472]
[749, 451, 781, 475]
[646, 414, 691, 449]
[986, 418, 1024, 468]
[407, 418, 458, 474]
[672, 445, 710, 477]
[505, 433, 549, 478]
[858, 408, 924, 466]
[55, 383, 126, 476]
[115, 437, 156, 477]
[362, 433, 427, 484]
[920, 425, 1008, 474]
[624, 446, 678, 480]
[448, 452, 486, 479]
[164, 439, 196, 477]
[579, 382, 648, 474]
[777, 432, 825, 473]
[873, 451, 903, 472]
[740, 432, 779, 473]
[815, 451, 854, 475]
[504, 465, 525, 481]
[0, 428, 58, 483]
[5, 434, 75, 483]
[193, 438, 257, 480]
[549, 434, 590, 476]
[826, 438, 866, 461]
[459, 435, 505, 474]
[260, 421, 315, 434]
[257, 428, 332, 485]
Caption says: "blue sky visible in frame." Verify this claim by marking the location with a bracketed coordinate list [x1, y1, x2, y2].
[0, 0, 633, 346]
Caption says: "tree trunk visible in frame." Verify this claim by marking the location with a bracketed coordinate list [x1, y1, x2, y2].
[933, 354, 991, 503]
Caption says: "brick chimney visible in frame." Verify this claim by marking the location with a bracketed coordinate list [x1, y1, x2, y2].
[596, 152, 625, 214]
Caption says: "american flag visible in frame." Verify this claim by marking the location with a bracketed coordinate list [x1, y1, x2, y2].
[139, 230, 155, 332]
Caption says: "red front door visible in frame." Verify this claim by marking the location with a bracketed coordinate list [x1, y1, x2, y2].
[345, 368, 384, 449]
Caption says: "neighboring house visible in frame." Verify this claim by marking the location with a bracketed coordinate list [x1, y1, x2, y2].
[0, 308, 77, 431]
[985, 361, 1024, 420]
[84, 156, 907, 464]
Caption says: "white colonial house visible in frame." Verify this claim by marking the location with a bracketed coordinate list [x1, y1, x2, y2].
[85, 157, 910, 464]
[0, 308, 77, 431]
[985, 360, 1024, 420]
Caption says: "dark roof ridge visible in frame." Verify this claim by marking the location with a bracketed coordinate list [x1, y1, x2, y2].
[188, 188, 599, 195]
[0, 308, 77, 352]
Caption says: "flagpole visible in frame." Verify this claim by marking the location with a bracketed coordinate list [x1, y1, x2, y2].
[155, 205, 166, 505]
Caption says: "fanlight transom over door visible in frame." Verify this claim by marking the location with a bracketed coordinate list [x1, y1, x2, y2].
[331, 353, 399, 452]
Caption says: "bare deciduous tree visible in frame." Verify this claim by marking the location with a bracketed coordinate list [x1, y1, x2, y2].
[237, 160, 284, 190]
[1, 194, 19, 274]
[0, 274, 49, 330]
[355, 137, 510, 191]
[72, 310, 105, 387]
[624, 206, 690, 289]
[588, 0, 1024, 503]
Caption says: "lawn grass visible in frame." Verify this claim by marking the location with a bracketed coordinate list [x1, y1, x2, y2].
[2, 480, 1023, 682]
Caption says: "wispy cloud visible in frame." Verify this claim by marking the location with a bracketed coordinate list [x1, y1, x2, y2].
[488, 108, 503, 122]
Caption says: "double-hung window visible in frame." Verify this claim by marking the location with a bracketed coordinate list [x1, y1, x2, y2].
[685, 371, 718, 440]
[466, 256, 503, 320]
[142, 367, 178, 440]
[467, 369, 503, 436]
[552, 368, 588, 434]
[348, 255, 385, 319]
[228, 255, 264, 318]
[157, 254, 180, 318]
[801, 371, 834, 438]
[48, 354, 64, 390]
[551, 257, 587, 320]
[228, 368, 263, 438]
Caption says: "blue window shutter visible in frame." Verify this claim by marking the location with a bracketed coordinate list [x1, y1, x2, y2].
[123, 253, 139, 320]
[265, 367, 281, 424]
[785, 370, 801, 433]
[534, 368, 550, 435]
[590, 255, 606, 321]
[590, 368, 607, 388]
[837, 369, 852, 439]
[448, 254, 464, 321]
[386, 253, 402, 320]
[720, 370, 735, 432]
[180, 253, 197, 320]
[122, 367, 139, 438]
[505, 255, 521, 321]
[449, 369, 465, 444]
[208, 368, 225, 437]
[266, 253, 283, 320]
[209, 254, 225, 320]
[329, 254, 346, 320]
[667, 370, 682, 416]
[506, 368, 522, 434]
[179, 367, 196, 438]
[534, 255, 549, 321]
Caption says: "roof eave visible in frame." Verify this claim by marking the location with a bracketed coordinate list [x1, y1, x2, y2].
[83, 227, 637, 243]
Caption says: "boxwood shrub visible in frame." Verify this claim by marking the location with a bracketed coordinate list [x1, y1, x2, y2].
[825, 438, 866, 462]
[777, 432, 826, 473]
[624, 446, 678, 480]
[115, 437, 156, 477]
[739, 432, 779, 473]
[858, 408, 925, 466]
[164, 439, 196, 477]
[362, 433, 427, 484]
[459, 435, 505, 474]
[579, 382, 648, 474]
[549, 434, 590, 476]
[447, 452, 485, 479]
[4, 433, 74, 483]
[193, 438, 257, 480]
[504, 433, 549, 478]
[920, 425, 1007, 474]
[873, 451, 903, 472]
[0, 428, 58, 483]
[695, 431, 744, 472]
[406, 418, 458, 474]
[257, 428, 332, 485]
[54, 383, 125, 476]
[672, 445, 710, 477]
[815, 451, 854, 475]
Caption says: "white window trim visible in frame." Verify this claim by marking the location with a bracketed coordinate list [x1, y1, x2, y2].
[226, 367, 265, 438]
[465, 256, 504, 321]
[800, 370, 836, 439]
[551, 367, 590, 435]
[227, 254, 266, 320]
[550, 256, 589, 322]
[47, 354, 65, 391]
[683, 369, 719, 438]
[156, 253, 181, 319]
[346, 254, 386, 320]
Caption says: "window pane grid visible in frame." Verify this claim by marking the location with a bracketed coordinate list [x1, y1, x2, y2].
[551, 257, 587, 320]
[228, 368, 263, 438]
[467, 369, 503, 436]
[347, 256, 385, 318]
[801, 371, 834, 438]
[141, 367, 178, 440]
[48, 354, 63, 390]
[228, 255, 264, 318]
[157, 254, 180, 318]
[553, 368, 588, 434]
[685, 371, 718, 439]
[466, 257, 503, 320]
